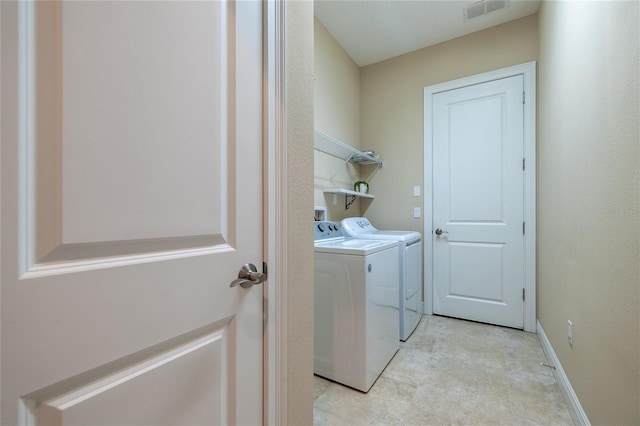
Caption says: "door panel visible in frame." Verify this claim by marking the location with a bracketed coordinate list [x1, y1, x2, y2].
[1, 1, 264, 424]
[25, 324, 227, 426]
[449, 242, 505, 300]
[449, 96, 505, 222]
[59, 1, 223, 244]
[432, 75, 524, 328]
[30, 0, 229, 267]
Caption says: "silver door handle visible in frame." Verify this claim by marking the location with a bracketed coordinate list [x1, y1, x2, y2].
[230, 263, 267, 288]
[435, 228, 449, 236]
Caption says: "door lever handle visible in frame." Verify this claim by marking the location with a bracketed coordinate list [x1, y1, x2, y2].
[435, 228, 449, 236]
[230, 263, 267, 289]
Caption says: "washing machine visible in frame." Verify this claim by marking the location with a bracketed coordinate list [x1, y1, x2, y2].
[314, 221, 399, 392]
[341, 217, 422, 341]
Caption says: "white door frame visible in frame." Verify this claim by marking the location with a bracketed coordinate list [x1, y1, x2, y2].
[423, 62, 537, 333]
[265, 1, 288, 424]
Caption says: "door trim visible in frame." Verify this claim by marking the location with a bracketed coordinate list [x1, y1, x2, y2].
[264, 0, 288, 424]
[423, 62, 537, 332]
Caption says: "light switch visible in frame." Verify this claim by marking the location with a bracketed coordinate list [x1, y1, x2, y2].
[413, 207, 421, 218]
[413, 186, 421, 197]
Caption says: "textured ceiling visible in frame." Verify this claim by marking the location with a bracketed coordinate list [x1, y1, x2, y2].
[315, 0, 541, 66]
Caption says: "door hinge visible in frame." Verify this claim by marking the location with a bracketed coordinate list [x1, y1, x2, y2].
[522, 158, 525, 171]
[523, 222, 526, 235]
[522, 91, 525, 104]
[523, 288, 526, 301]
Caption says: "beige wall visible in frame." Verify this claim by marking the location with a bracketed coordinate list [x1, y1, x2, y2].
[286, 2, 314, 424]
[360, 15, 538, 234]
[314, 18, 368, 221]
[314, 18, 360, 146]
[537, 1, 640, 424]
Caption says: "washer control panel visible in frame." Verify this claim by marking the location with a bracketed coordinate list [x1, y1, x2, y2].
[314, 221, 343, 241]
[341, 217, 376, 236]
[357, 219, 371, 229]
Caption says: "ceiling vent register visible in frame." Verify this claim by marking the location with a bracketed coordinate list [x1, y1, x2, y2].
[464, 0, 509, 21]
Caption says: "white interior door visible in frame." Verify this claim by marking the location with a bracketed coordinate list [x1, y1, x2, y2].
[432, 75, 524, 329]
[1, 1, 264, 424]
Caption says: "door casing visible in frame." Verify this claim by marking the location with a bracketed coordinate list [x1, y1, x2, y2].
[423, 62, 537, 332]
[264, 1, 288, 424]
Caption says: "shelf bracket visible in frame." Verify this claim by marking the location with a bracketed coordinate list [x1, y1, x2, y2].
[329, 153, 354, 185]
[345, 194, 357, 210]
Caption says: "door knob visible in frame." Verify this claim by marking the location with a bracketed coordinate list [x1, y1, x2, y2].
[435, 228, 449, 236]
[230, 263, 267, 288]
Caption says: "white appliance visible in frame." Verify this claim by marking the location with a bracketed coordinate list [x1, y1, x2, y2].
[314, 221, 399, 392]
[341, 217, 422, 341]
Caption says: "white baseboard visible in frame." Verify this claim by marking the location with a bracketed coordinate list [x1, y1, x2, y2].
[537, 320, 591, 426]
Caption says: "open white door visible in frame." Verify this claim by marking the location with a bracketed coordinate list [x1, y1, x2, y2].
[1, 1, 264, 424]
[431, 75, 525, 329]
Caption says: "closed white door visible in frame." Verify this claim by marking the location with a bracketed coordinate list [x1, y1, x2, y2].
[1, 1, 264, 425]
[432, 75, 524, 329]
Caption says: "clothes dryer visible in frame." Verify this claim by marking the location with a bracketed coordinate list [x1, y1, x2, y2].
[314, 221, 399, 392]
[341, 217, 422, 341]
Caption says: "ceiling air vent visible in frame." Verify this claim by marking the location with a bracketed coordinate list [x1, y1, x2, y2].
[464, 0, 509, 21]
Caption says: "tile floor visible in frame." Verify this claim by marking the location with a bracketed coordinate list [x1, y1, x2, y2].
[313, 315, 574, 425]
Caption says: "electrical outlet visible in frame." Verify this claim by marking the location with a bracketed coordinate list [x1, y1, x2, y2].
[567, 320, 573, 346]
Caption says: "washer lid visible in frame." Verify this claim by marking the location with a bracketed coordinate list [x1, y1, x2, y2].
[314, 238, 398, 255]
[341, 217, 421, 242]
[353, 230, 422, 242]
